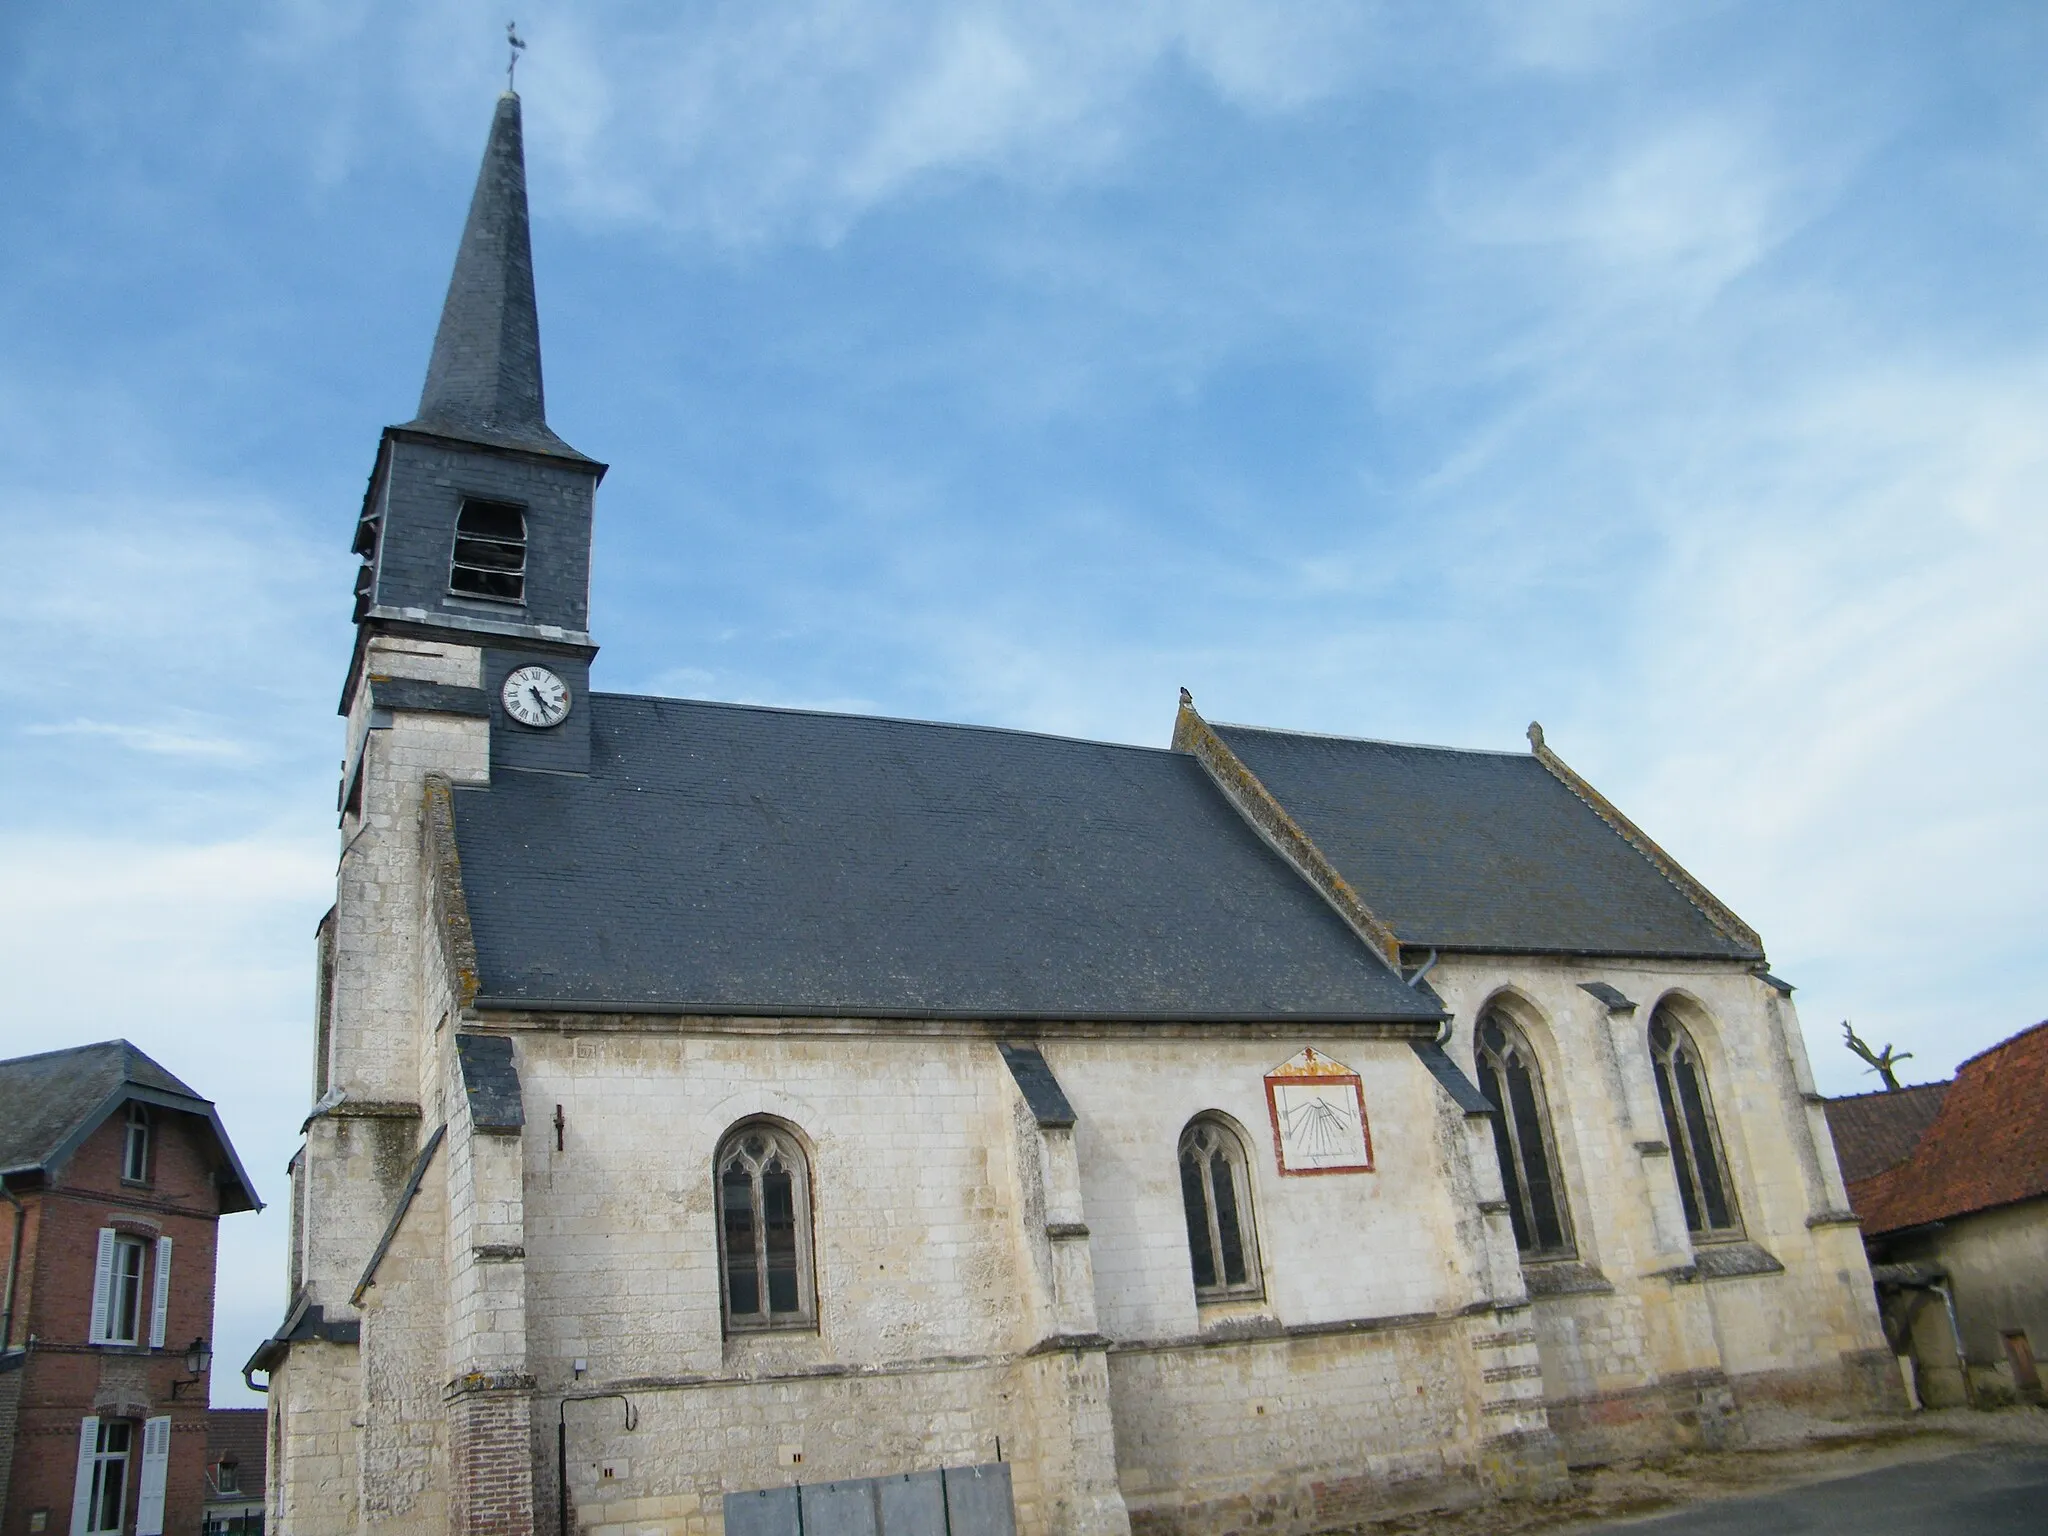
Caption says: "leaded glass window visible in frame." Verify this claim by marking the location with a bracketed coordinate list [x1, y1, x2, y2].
[1178, 1117, 1262, 1301]
[1649, 1007, 1743, 1239]
[715, 1123, 815, 1332]
[1476, 1009, 1575, 1260]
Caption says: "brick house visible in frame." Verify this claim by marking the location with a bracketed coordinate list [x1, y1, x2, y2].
[253, 88, 1894, 1536]
[0, 1042, 259, 1536]
[1828, 1021, 2048, 1408]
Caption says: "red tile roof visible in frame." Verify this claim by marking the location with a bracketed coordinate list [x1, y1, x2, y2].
[1849, 1020, 2048, 1237]
[1824, 1081, 1950, 1185]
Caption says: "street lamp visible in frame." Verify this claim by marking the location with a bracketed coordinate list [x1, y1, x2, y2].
[169, 1336, 213, 1399]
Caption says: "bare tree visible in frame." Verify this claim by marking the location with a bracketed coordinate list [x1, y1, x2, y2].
[1842, 1021, 1913, 1091]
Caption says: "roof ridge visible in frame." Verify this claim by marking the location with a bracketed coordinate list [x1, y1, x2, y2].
[1954, 1017, 2048, 1074]
[1210, 721, 1530, 758]
[1173, 697, 1406, 970]
[586, 689, 1182, 757]
[1828, 1080, 1951, 1104]
[0, 1038, 135, 1070]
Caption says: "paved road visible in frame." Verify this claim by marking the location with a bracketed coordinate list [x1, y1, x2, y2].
[1590, 1446, 2048, 1532]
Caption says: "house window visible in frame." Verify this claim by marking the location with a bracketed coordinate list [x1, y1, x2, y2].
[123, 1103, 151, 1183]
[715, 1123, 815, 1332]
[85, 1420, 132, 1534]
[1178, 1117, 1262, 1301]
[106, 1236, 147, 1344]
[1649, 1006, 1743, 1239]
[216, 1457, 240, 1494]
[1476, 1009, 1575, 1260]
[448, 499, 527, 602]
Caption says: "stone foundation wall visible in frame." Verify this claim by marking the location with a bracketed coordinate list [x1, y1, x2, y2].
[551, 1352, 1100, 1536]
[1106, 1311, 1560, 1536]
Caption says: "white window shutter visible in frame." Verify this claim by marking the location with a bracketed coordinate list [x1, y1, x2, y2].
[136, 1416, 172, 1536]
[149, 1235, 173, 1348]
[69, 1416, 99, 1536]
[88, 1230, 116, 1344]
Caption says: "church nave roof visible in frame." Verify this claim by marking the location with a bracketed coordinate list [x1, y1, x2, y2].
[449, 694, 1445, 1022]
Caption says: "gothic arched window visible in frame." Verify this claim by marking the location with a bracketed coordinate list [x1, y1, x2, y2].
[1649, 1007, 1743, 1239]
[715, 1122, 816, 1332]
[1476, 1008, 1575, 1260]
[1178, 1117, 1262, 1301]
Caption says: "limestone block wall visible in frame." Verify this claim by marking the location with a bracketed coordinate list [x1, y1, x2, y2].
[333, 636, 488, 1106]
[516, 1030, 1033, 1379]
[270, 1343, 364, 1536]
[496, 1025, 1128, 1536]
[357, 1147, 450, 1534]
[1427, 955, 1891, 1447]
[303, 635, 488, 1334]
[558, 1355, 1048, 1536]
[301, 1108, 427, 1313]
[1047, 1034, 1483, 1343]
[1106, 1309, 1543, 1535]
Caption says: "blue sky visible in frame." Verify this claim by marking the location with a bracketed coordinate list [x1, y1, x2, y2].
[2, 2, 2042, 1404]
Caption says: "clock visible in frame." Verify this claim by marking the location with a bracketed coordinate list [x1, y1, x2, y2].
[501, 664, 571, 728]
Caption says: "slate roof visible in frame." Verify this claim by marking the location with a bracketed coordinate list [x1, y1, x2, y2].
[401, 92, 590, 463]
[1210, 725, 1760, 959]
[452, 695, 1442, 1022]
[0, 1040, 260, 1211]
[205, 1408, 268, 1499]
[1849, 1021, 2048, 1237]
[1823, 1081, 1951, 1186]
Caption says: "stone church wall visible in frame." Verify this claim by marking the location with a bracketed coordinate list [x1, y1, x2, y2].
[1049, 1035, 1481, 1340]
[1428, 956, 1896, 1459]
[481, 1024, 1544, 1536]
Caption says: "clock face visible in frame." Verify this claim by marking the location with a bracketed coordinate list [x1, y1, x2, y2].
[501, 665, 571, 728]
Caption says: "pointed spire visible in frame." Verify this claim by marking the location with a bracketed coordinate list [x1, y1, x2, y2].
[405, 92, 587, 460]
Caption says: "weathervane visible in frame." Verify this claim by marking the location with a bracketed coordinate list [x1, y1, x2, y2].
[506, 20, 526, 91]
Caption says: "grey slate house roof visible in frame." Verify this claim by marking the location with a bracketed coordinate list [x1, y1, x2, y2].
[452, 695, 1444, 1022]
[1211, 724, 1761, 960]
[0, 1040, 260, 1211]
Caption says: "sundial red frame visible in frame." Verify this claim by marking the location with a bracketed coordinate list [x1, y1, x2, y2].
[1264, 1047, 1375, 1176]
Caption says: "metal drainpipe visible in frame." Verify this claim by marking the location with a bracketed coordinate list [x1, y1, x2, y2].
[1934, 1279, 1974, 1408]
[0, 1177, 24, 1353]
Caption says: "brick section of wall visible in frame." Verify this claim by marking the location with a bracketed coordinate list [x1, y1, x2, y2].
[0, 1365, 20, 1521]
[449, 1386, 537, 1536]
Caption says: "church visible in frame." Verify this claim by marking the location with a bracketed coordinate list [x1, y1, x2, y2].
[250, 92, 1896, 1536]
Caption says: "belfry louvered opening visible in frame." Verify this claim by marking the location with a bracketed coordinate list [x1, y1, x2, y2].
[449, 498, 527, 601]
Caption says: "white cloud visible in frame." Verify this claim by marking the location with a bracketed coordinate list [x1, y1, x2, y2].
[241, 0, 1390, 242]
[25, 718, 256, 761]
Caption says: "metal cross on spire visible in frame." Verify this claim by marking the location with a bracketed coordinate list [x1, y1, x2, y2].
[506, 20, 527, 91]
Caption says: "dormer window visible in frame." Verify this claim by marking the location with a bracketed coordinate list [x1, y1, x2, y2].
[449, 499, 527, 602]
[123, 1103, 151, 1183]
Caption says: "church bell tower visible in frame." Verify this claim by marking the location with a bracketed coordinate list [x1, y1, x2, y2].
[342, 89, 604, 773]
[270, 91, 601, 1536]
